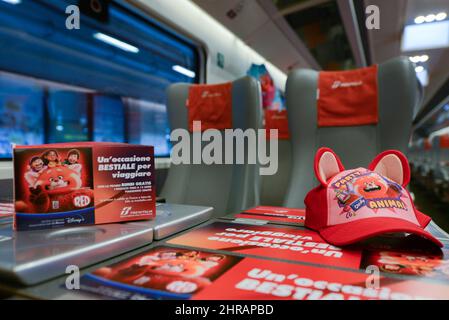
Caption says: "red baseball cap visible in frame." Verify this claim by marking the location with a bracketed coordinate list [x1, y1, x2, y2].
[305, 148, 442, 248]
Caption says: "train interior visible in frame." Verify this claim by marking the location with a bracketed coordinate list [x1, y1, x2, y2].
[0, 0, 449, 301]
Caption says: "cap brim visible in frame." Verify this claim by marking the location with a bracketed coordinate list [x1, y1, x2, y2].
[319, 217, 443, 247]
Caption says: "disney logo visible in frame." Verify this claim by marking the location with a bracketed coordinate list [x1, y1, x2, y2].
[66, 216, 85, 224]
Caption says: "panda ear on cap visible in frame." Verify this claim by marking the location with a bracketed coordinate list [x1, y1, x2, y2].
[368, 150, 410, 187]
[314, 148, 345, 187]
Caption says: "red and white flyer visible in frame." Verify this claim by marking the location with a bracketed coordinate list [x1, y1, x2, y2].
[79, 246, 243, 300]
[167, 222, 362, 269]
[193, 258, 449, 300]
[0, 202, 13, 217]
[235, 206, 305, 225]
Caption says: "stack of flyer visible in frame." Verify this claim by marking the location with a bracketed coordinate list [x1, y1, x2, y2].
[79, 206, 449, 300]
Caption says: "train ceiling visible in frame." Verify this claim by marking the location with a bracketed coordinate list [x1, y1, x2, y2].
[193, 0, 449, 121]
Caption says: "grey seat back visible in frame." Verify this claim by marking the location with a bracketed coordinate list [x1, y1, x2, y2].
[260, 140, 292, 206]
[432, 135, 449, 183]
[421, 138, 433, 177]
[430, 136, 439, 176]
[440, 137, 449, 182]
[161, 76, 262, 217]
[285, 57, 420, 208]
[414, 139, 427, 176]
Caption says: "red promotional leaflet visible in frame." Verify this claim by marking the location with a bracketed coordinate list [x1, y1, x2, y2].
[235, 206, 305, 225]
[13, 143, 155, 231]
[192, 258, 449, 300]
[167, 222, 362, 269]
[361, 249, 449, 281]
[79, 246, 243, 300]
[0, 202, 13, 217]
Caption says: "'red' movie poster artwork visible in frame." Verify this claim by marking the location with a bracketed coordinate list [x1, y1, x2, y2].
[357, 234, 449, 281]
[361, 249, 449, 281]
[14, 147, 95, 230]
[192, 258, 449, 300]
[79, 246, 243, 300]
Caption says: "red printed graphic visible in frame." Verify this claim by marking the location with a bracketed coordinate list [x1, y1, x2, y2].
[13, 143, 155, 231]
[92, 145, 155, 225]
[167, 222, 362, 268]
[236, 206, 305, 225]
[80, 246, 243, 300]
[362, 249, 449, 281]
[193, 258, 449, 300]
[14, 147, 94, 214]
[328, 168, 415, 226]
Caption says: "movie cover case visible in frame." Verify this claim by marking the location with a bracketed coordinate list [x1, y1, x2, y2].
[13, 143, 155, 230]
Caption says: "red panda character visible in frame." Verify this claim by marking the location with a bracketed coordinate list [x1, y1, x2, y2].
[352, 174, 401, 199]
[23, 166, 93, 213]
[94, 256, 211, 295]
[372, 251, 443, 276]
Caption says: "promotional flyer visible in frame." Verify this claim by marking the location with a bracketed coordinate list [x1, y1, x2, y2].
[13, 143, 155, 230]
[80, 246, 243, 300]
[2, 0, 449, 306]
[193, 258, 449, 300]
[0, 202, 13, 217]
[79, 247, 449, 301]
[361, 249, 449, 281]
[167, 222, 362, 268]
[235, 206, 305, 225]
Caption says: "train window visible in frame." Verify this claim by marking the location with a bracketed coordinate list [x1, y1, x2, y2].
[47, 89, 90, 143]
[277, 1, 356, 70]
[93, 95, 126, 143]
[125, 99, 172, 157]
[0, 0, 200, 158]
[0, 72, 45, 158]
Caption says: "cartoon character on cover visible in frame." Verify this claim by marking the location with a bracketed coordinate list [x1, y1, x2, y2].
[42, 149, 61, 168]
[24, 166, 93, 213]
[63, 149, 82, 176]
[349, 173, 401, 200]
[24, 156, 47, 188]
[370, 251, 445, 277]
[94, 250, 214, 293]
[312, 148, 411, 215]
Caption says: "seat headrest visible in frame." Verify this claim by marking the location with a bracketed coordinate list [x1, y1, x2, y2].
[187, 82, 233, 132]
[439, 135, 449, 149]
[318, 65, 379, 127]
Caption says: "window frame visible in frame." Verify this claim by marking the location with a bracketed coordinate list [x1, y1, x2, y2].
[122, 0, 207, 84]
[0, 0, 207, 161]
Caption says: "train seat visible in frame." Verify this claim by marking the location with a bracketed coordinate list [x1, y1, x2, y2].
[408, 141, 418, 171]
[260, 140, 292, 206]
[284, 57, 421, 208]
[412, 139, 425, 178]
[432, 135, 449, 188]
[418, 138, 433, 181]
[160, 76, 262, 217]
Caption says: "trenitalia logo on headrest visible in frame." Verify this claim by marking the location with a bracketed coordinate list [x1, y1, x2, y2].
[201, 91, 223, 99]
[170, 121, 279, 176]
[331, 81, 364, 89]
